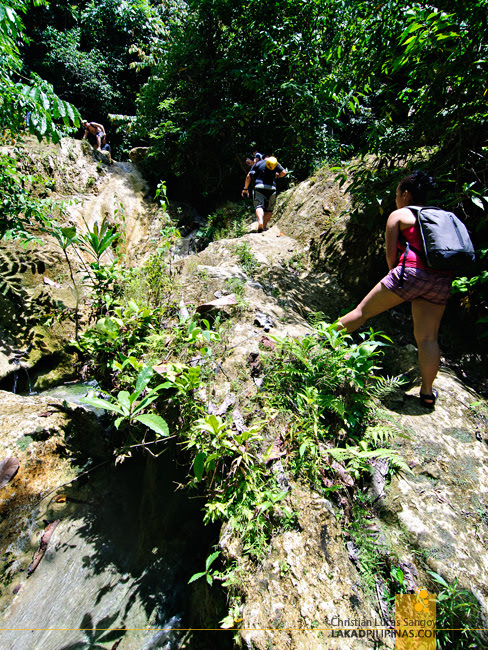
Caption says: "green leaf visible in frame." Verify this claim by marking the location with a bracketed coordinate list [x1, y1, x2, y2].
[135, 366, 153, 393]
[220, 615, 236, 629]
[134, 414, 169, 436]
[193, 452, 206, 482]
[81, 396, 125, 415]
[133, 393, 159, 414]
[471, 197, 484, 210]
[188, 571, 206, 584]
[29, 86, 41, 102]
[116, 391, 131, 414]
[206, 551, 220, 571]
[60, 226, 77, 240]
[427, 570, 449, 588]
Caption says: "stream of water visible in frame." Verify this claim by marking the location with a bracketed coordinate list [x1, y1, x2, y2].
[1, 441, 228, 649]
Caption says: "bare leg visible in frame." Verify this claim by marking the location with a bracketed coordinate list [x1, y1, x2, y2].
[411, 299, 446, 399]
[263, 211, 273, 229]
[339, 282, 405, 333]
[255, 206, 264, 230]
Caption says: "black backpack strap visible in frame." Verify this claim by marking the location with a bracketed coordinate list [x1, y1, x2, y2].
[398, 241, 409, 288]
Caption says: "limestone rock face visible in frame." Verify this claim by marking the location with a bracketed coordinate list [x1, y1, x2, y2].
[239, 484, 391, 650]
[274, 167, 385, 298]
[129, 146, 149, 165]
[0, 137, 158, 390]
[379, 370, 488, 632]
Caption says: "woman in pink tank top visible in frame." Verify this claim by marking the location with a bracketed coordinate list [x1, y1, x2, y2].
[338, 171, 452, 408]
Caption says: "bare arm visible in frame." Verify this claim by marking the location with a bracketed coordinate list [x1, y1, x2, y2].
[242, 172, 252, 196]
[91, 122, 105, 133]
[385, 207, 416, 270]
[385, 211, 401, 270]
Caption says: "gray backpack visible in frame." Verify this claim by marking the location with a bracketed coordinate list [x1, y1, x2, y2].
[399, 206, 475, 285]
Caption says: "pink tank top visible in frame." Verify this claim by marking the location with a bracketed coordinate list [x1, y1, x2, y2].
[398, 222, 427, 269]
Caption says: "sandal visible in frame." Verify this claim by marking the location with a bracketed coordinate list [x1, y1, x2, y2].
[419, 388, 438, 408]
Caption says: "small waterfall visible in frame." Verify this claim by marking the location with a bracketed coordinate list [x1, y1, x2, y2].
[9, 351, 34, 395]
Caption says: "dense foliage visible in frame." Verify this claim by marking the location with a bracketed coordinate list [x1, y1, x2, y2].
[21, 0, 163, 146]
[0, 0, 80, 145]
[131, 0, 343, 198]
[0, 0, 81, 240]
[127, 1, 488, 209]
[16, 1, 488, 218]
[3, 0, 487, 332]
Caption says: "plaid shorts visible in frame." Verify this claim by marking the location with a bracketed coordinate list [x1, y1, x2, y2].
[381, 266, 452, 305]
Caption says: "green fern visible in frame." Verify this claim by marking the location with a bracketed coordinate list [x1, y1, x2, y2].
[363, 424, 395, 448]
[368, 374, 408, 398]
[357, 447, 412, 475]
[326, 444, 411, 476]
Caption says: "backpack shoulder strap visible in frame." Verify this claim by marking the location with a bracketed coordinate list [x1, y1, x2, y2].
[406, 204, 422, 216]
[397, 206, 427, 285]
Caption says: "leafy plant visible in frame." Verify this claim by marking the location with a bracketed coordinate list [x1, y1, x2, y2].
[428, 571, 483, 649]
[77, 216, 119, 263]
[188, 550, 220, 586]
[0, 0, 81, 146]
[75, 300, 161, 381]
[233, 242, 260, 276]
[327, 444, 411, 481]
[198, 204, 249, 242]
[49, 222, 81, 338]
[0, 153, 55, 241]
[261, 321, 409, 491]
[154, 180, 168, 211]
[82, 365, 170, 458]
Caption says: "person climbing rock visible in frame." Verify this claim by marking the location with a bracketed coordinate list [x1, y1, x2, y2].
[246, 146, 263, 167]
[242, 155, 286, 232]
[100, 134, 111, 154]
[337, 171, 453, 409]
[82, 121, 106, 151]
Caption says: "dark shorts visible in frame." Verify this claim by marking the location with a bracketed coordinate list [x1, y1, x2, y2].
[253, 189, 276, 212]
[381, 266, 452, 305]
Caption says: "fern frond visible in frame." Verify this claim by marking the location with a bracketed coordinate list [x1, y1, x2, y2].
[368, 374, 408, 398]
[357, 447, 412, 475]
[326, 446, 359, 463]
[364, 424, 395, 448]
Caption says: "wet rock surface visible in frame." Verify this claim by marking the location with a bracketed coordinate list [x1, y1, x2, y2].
[0, 390, 103, 605]
[0, 392, 220, 650]
[0, 137, 163, 391]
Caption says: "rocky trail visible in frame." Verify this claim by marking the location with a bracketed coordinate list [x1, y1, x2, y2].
[0, 137, 486, 649]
